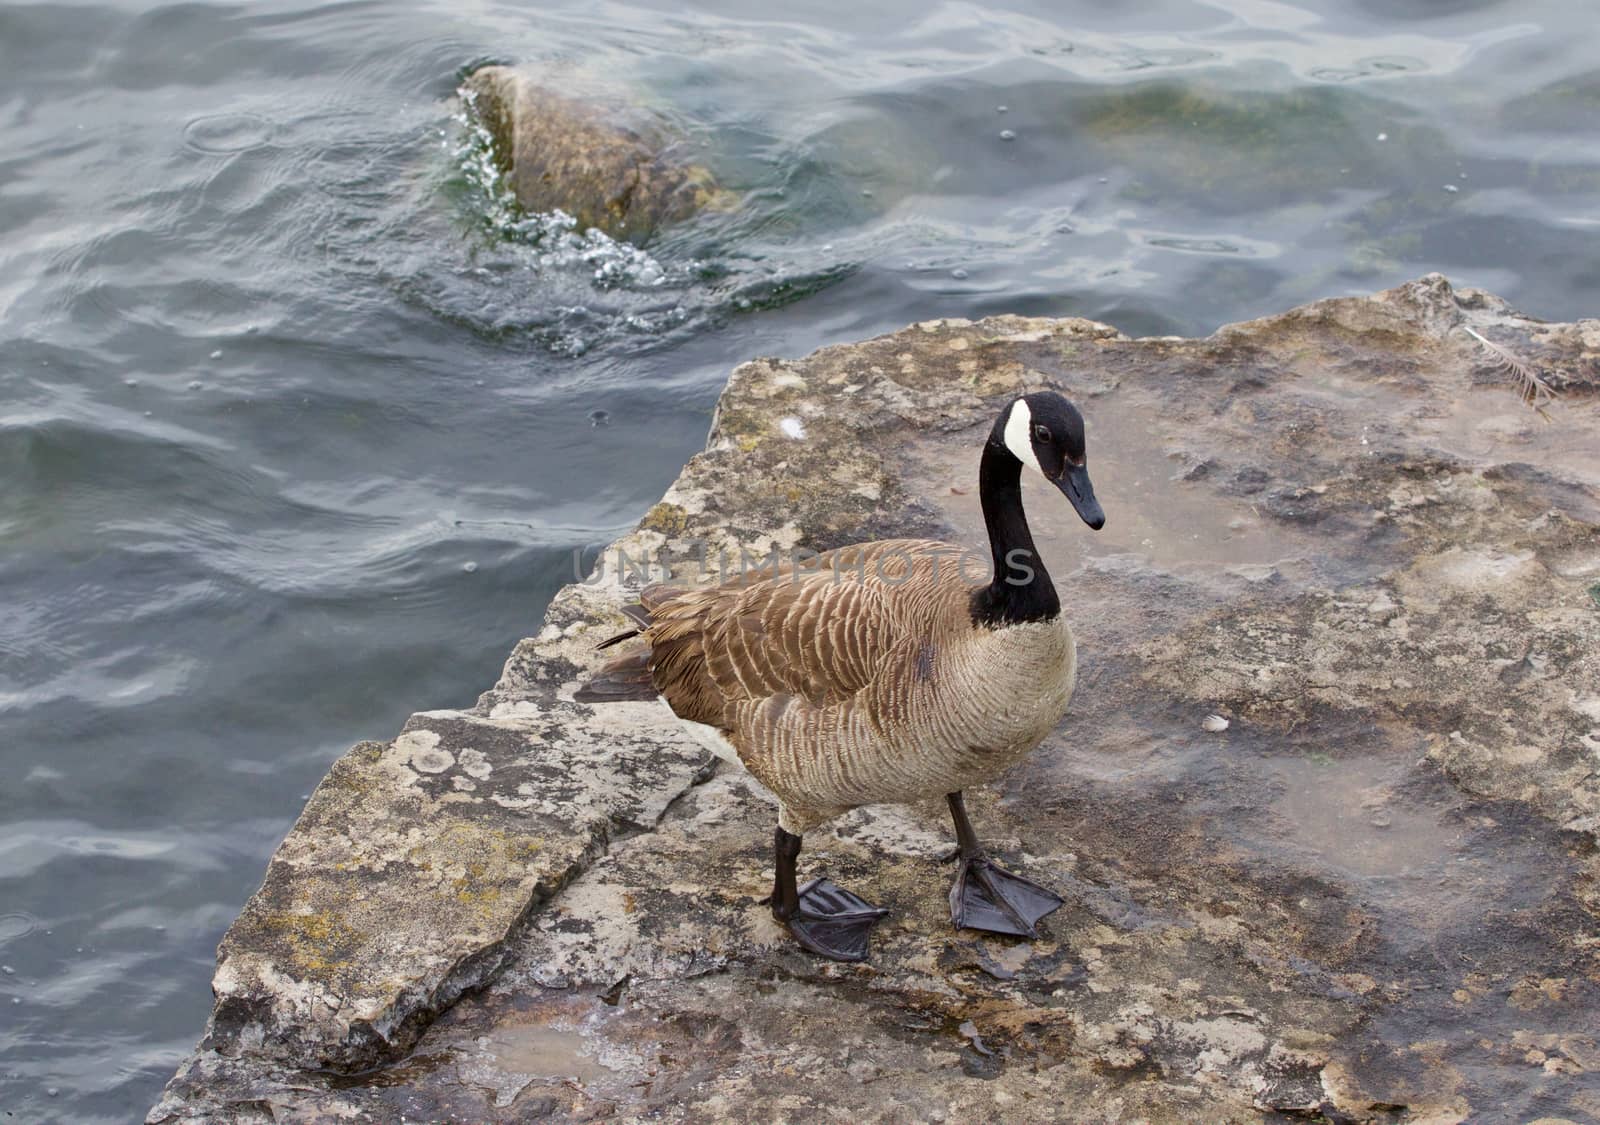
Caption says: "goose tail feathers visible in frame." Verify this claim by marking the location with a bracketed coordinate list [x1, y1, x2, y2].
[577, 590, 686, 702]
[574, 649, 656, 703]
[594, 626, 641, 651]
[591, 584, 686, 650]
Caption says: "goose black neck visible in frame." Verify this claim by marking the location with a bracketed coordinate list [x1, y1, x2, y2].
[970, 438, 1060, 627]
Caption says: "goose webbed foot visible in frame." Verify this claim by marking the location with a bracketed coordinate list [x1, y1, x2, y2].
[949, 855, 1063, 937]
[770, 826, 889, 962]
[945, 790, 1063, 938]
[782, 877, 889, 962]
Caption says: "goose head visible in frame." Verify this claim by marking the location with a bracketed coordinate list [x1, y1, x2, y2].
[995, 391, 1106, 530]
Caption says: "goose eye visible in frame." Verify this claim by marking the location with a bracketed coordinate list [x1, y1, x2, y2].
[1032, 424, 1052, 443]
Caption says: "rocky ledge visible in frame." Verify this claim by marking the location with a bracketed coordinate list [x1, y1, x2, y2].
[150, 277, 1600, 1123]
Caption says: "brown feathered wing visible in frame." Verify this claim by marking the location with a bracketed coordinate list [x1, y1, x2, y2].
[642, 541, 966, 727]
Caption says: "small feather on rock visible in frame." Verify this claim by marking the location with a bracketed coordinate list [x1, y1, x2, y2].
[1202, 714, 1230, 733]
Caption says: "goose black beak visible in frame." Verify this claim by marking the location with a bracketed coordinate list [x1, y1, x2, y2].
[1057, 462, 1105, 530]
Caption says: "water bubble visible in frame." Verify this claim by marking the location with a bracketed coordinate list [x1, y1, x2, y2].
[996, 105, 1009, 113]
[1, 965, 14, 974]
[1442, 183, 1459, 193]
[999, 129, 1016, 141]
[589, 409, 611, 427]
[736, 298, 752, 310]
[123, 378, 138, 388]
[951, 268, 969, 280]
[461, 561, 479, 574]
[209, 350, 222, 359]
[182, 113, 274, 154]
[188, 380, 202, 391]
[1376, 132, 1388, 141]
[1097, 176, 1109, 184]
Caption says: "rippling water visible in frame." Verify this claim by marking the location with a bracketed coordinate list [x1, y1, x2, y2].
[2, 0, 1597, 1119]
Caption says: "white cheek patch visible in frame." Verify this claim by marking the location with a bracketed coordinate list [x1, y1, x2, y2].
[1002, 398, 1043, 475]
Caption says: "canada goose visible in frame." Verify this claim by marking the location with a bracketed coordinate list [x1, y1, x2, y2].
[577, 391, 1104, 961]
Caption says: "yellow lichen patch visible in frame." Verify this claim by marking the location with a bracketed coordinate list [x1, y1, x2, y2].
[640, 502, 689, 535]
[454, 882, 505, 909]
[503, 837, 543, 862]
[1509, 976, 1569, 1010]
[260, 908, 368, 977]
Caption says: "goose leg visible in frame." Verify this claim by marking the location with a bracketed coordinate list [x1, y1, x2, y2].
[946, 791, 1063, 937]
[770, 826, 888, 962]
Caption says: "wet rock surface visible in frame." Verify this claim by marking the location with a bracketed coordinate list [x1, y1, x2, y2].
[460, 65, 730, 244]
[151, 277, 1600, 1123]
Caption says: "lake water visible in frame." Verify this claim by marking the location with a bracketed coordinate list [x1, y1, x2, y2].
[1, 0, 1597, 1119]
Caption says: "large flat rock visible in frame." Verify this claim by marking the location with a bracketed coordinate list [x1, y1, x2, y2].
[151, 277, 1600, 1123]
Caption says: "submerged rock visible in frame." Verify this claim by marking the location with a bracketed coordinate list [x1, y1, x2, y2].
[150, 276, 1600, 1123]
[460, 65, 732, 243]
